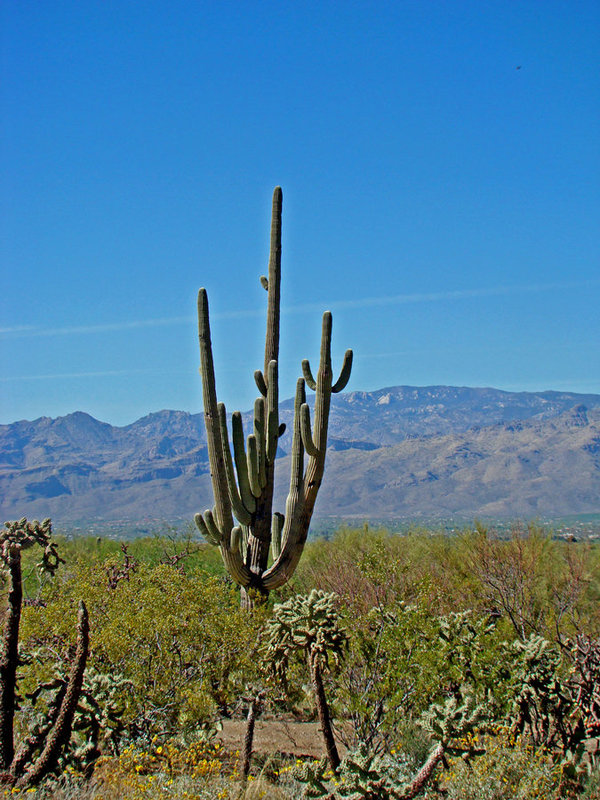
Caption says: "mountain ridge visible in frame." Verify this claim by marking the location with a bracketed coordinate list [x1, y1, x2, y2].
[1, 385, 599, 524]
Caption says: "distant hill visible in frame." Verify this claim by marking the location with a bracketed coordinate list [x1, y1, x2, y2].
[1, 386, 599, 524]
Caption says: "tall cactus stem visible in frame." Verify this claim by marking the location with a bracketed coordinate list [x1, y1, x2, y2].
[197, 289, 233, 535]
[218, 404, 252, 526]
[271, 513, 284, 561]
[195, 188, 351, 603]
[247, 436, 261, 498]
[231, 413, 256, 513]
[266, 360, 280, 464]
[264, 187, 282, 379]
[0, 544, 22, 770]
[15, 602, 89, 788]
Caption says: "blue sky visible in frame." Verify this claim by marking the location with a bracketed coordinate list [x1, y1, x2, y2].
[1, 1, 598, 426]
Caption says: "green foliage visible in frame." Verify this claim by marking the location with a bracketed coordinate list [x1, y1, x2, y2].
[293, 748, 415, 799]
[439, 729, 563, 800]
[6, 525, 600, 796]
[264, 590, 348, 682]
[19, 556, 265, 743]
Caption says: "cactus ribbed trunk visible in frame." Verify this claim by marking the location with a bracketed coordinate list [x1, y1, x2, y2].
[0, 520, 89, 790]
[15, 602, 89, 788]
[0, 546, 21, 771]
[196, 187, 352, 605]
[310, 653, 340, 774]
[240, 690, 265, 778]
[399, 742, 444, 800]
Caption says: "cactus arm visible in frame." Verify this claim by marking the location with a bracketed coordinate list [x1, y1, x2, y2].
[254, 369, 268, 397]
[15, 601, 89, 789]
[197, 289, 234, 536]
[231, 526, 243, 556]
[303, 312, 334, 508]
[266, 360, 280, 464]
[194, 512, 220, 546]
[231, 412, 256, 513]
[204, 509, 222, 544]
[399, 743, 444, 800]
[196, 511, 250, 583]
[271, 513, 284, 561]
[217, 404, 252, 526]
[332, 349, 353, 393]
[0, 544, 22, 770]
[300, 403, 320, 458]
[253, 398, 267, 489]
[247, 435, 261, 498]
[301, 359, 317, 391]
[262, 379, 307, 589]
[263, 313, 352, 590]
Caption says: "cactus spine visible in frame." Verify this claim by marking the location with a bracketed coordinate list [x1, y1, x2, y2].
[196, 187, 352, 606]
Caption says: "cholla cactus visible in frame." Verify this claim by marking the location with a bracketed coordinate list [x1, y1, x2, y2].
[0, 518, 88, 789]
[509, 634, 569, 747]
[69, 668, 132, 772]
[264, 590, 348, 771]
[0, 517, 64, 577]
[295, 695, 486, 800]
[195, 187, 352, 607]
[508, 633, 600, 777]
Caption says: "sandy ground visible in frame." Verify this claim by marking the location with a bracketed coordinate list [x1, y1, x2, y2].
[220, 719, 349, 759]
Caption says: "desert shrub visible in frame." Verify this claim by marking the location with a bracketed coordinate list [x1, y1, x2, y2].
[438, 729, 563, 800]
[18, 557, 266, 745]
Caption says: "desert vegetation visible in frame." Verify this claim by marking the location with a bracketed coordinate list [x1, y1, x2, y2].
[0, 518, 598, 798]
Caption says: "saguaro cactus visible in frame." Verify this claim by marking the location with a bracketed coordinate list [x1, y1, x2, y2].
[0, 519, 89, 788]
[195, 187, 352, 606]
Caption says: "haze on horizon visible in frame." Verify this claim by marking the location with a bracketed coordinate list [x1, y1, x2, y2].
[1, 1, 599, 427]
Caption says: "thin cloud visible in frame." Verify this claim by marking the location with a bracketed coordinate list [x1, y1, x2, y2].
[0, 368, 165, 382]
[1, 278, 598, 339]
[0, 325, 36, 334]
[288, 278, 600, 314]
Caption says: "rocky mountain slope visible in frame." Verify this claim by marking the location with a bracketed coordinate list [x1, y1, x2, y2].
[1, 386, 599, 523]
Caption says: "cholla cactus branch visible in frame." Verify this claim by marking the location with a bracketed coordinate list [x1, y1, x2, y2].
[15, 601, 89, 788]
[0, 521, 89, 789]
[0, 545, 21, 770]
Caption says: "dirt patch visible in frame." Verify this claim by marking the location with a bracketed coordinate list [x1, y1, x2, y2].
[220, 719, 349, 759]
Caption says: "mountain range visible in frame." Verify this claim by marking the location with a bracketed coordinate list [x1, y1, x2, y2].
[1, 385, 599, 525]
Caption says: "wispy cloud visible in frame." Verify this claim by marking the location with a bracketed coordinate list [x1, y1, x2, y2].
[2, 278, 598, 339]
[286, 278, 600, 314]
[0, 325, 36, 334]
[0, 368, 167, 382]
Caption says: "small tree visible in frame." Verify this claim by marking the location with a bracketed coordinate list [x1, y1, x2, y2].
[263, 589, 348, 772]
